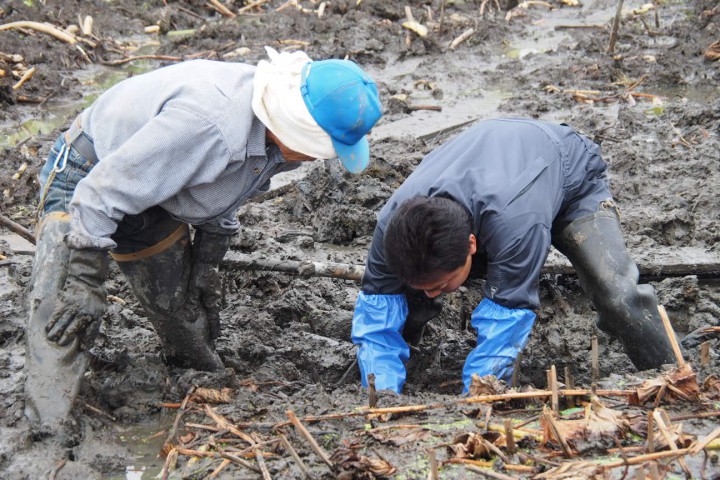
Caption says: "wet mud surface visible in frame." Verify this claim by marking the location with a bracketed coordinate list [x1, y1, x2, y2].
[1, 0, 720, 478]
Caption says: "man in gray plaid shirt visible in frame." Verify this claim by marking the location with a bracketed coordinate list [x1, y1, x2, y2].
[25, 47, 382, 439]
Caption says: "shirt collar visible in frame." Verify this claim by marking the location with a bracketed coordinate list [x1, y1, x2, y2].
[247, 115, 268, 159]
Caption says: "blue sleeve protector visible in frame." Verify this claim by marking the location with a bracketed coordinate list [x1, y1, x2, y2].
[462, 297, 536, 392]
[351, 292, 409, 393]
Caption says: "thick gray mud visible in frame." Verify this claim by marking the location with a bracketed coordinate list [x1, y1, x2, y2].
[1, 0, 719, 478]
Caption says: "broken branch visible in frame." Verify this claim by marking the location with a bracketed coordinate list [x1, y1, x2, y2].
[658, 305, 686, 367]
[0, 213, 36, 245]
[286, 410, 333, 468]
[0, 21, 77, 44]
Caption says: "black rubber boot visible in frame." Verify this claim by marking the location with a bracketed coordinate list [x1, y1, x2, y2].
[402, 290, 444, 345]
[24, 213, 87, 437]
[113, 225, 224, 371]
[553, 209, 677, 371]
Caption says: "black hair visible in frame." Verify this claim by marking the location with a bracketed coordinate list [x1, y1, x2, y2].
[383, 196, 473, 285]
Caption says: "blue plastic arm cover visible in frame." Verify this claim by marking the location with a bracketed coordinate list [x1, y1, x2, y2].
[462, 297, 536, 391]
[351, 292, 409, 393]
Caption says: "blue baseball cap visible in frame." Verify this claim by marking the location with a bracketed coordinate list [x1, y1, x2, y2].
[300, 59, 383, 173]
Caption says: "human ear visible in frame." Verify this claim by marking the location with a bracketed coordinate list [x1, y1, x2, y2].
[468, 234, 477, 255]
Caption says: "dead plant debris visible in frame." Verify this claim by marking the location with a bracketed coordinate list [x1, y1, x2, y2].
[153, 366, 720, 478]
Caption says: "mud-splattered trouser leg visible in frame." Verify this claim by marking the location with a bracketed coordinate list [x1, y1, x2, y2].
[552, 205, 677, 371]
[25, 213, 89, 432]
[110, 207, 224, 371]
[24, 134, 98, 432]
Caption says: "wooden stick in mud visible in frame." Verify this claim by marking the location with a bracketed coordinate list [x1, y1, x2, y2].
[12, 66, 36, 91]
[555, 24, 607, 30]
[591, 335, 599, 393]
[223, 251, 720, 280]
[466, 465, 517, 480]
[175, 447, 261, 472]
[205, 404, 257, 445]
[427, 448, 439, 480]
[548, 365, 559, 413]
[224, 252, 365, 281]
[504, 419, 517, 454]
[0, 213, 36, 245]
[279, 434, 313, 479]
[209, 459, 232, 477]
[542, 408, 574, 458]
[207, 0, 236, 17]
[607, 0, 624, 54]
[700, 341, 710, 366]
[0, 21, 77, 44]
[268, 388, 635, 429]
[564, 366, 576, 408]
[253, 445, 273, 480]
[238, 0, 270, 14]
[652, 409, 692, 477]
[162, 386, 196, 454]
[286, 410, 334, 467]
[449, 28, 475, 50]
[657, 305, 685, 367]
[367, 373, 378, 408]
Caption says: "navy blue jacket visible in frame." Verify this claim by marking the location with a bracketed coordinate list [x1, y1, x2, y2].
[362, 118, 610, 309]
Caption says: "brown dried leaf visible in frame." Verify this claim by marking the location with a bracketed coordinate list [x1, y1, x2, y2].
[450, 433, 487, 459]
[541, 398, 628, 453]
[585, 397, 628, 443]
[468, 374, 508, 397]
[636, 364, 700, 404]
[449, 431, 505, 460]
[366, 427, 433, 446]
[190, 387, 234, 404]
[330, 447, 396, 478]
[705, 40, 720, 61]
[701, 374, 720, 400]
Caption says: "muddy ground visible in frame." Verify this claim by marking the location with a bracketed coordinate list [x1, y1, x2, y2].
[1, 0, 719, 478]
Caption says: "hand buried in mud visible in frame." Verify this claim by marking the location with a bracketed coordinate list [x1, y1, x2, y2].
[188, 262, 223, 342]
[46, 247, 109, 346]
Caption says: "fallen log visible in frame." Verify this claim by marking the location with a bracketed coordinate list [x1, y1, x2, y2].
[224, 251, 365, 281]
[222, 247, 720, 282]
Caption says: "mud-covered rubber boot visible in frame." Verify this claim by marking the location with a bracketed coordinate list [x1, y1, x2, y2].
[24, 213, 88, 440]
[113, 225, 224, 371]
[402, 290, 444, 345]
[554, 209, 677, 371]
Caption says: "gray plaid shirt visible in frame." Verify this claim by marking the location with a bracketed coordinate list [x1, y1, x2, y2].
[67, 59, 298, 249]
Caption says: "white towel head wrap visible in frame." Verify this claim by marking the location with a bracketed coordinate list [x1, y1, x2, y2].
[251, 47, 336, 161]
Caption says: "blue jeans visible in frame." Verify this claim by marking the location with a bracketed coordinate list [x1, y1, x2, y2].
[37, 135, 96, 217]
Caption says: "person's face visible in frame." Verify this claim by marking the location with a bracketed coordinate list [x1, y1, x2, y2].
[266, 130, 316, 162]
[408, 234, 477, 298]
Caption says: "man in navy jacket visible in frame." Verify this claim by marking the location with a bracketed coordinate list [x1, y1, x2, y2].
[351, 118, 676, 392]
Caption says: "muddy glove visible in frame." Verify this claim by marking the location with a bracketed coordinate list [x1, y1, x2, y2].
[189, 229, 232, 342]
[46, 247, 110, 346]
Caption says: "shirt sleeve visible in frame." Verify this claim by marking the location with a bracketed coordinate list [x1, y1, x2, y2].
[484, 222, 551, 309]
[67, 105, 230, 249]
